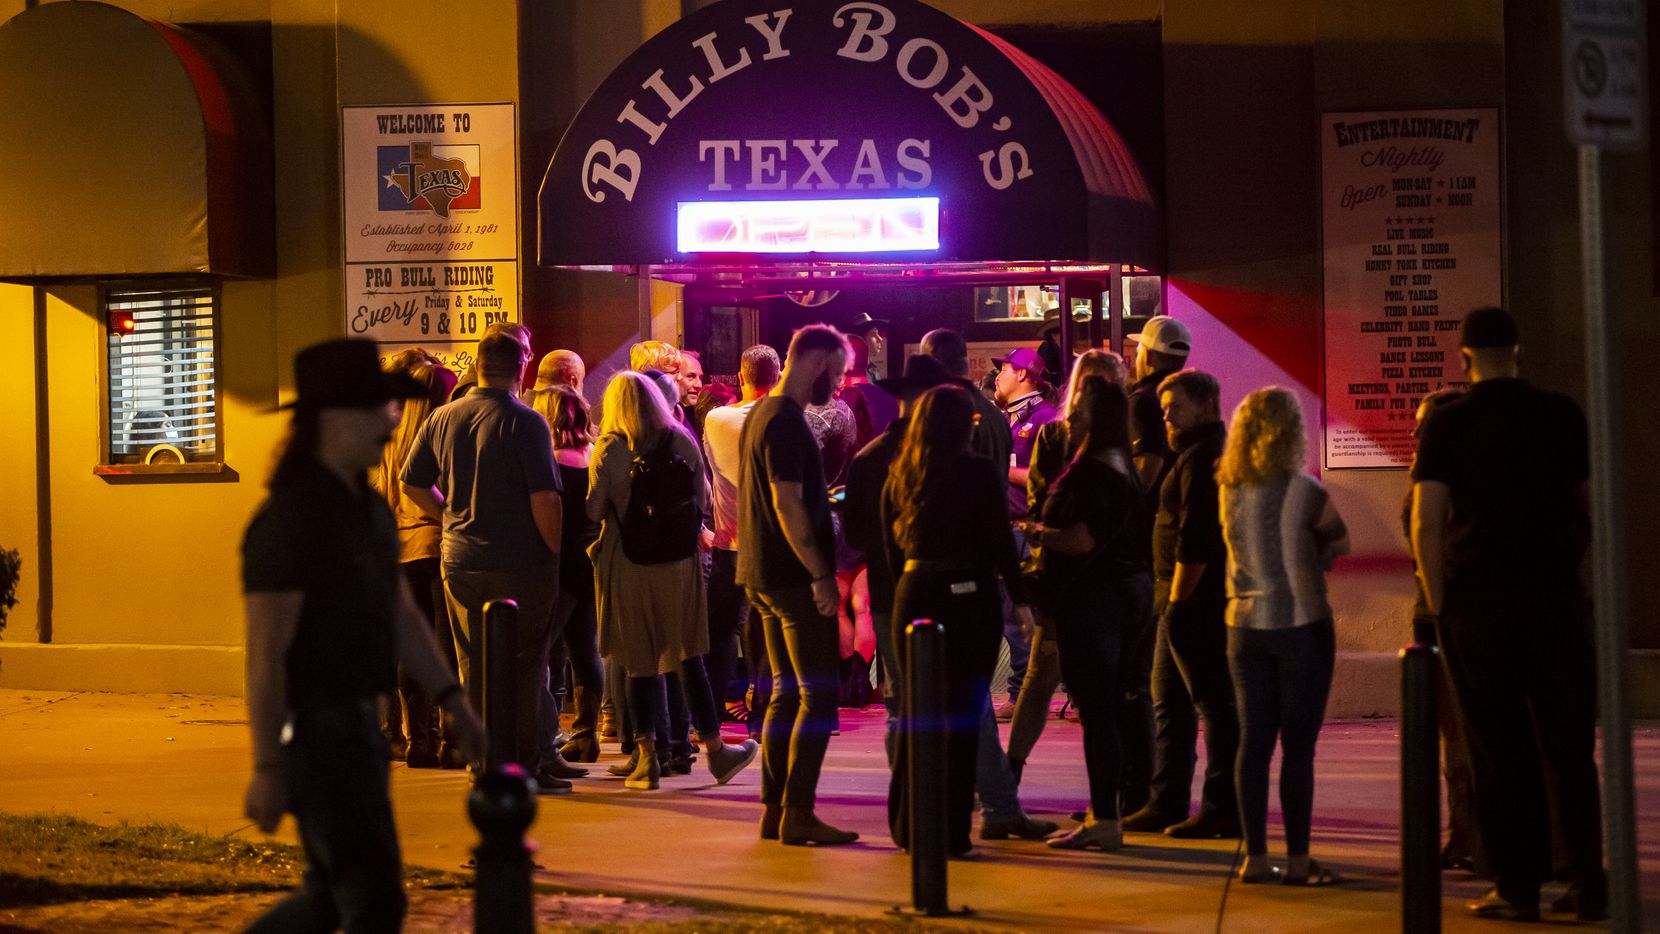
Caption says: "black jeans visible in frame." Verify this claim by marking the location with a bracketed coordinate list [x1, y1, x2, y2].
[1054, 572, 1153, 822]
[626, 675, 668, 744]
[394, 558, 454, 756]
[1227, 619, 1335, 856]
[887, 566, 1004, 853]
[247, 702, 404, 934]
[672, 655, 723, 740]
[706, 549, 750, 703]
[1438, 583, 1603, 903]
[749, 585, 839, 810]
[547, 582, 604, 699]
[1117, 600, 1158, 814]
[1147, 579, 1239, 821]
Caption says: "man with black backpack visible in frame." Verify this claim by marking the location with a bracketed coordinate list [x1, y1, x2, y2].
[737, 324, 859, 847]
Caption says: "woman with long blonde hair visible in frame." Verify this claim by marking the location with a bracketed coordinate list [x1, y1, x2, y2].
[370, 348, 461, 768]
[1217, 387, 1349, 885]
[586, 371, 755, 789]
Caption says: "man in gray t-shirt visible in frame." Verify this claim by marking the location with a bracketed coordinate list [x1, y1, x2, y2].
[401, 332, 573, 791]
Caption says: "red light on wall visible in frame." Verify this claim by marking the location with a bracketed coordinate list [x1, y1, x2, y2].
[110, 310, 136, 335]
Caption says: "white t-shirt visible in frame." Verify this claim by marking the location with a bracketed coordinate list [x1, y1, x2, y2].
[702, 400, 758, 551]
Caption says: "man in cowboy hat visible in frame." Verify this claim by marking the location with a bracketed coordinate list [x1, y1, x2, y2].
[242, 338, 486, 933]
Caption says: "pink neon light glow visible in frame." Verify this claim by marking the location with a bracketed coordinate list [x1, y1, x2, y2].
[676, 197, 941, 254]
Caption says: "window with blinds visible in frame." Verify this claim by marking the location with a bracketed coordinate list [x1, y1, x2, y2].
[104, 284, 220, 466]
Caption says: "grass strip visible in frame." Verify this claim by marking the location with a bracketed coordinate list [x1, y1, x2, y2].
[0, 814, 987, 932]
[0, 813, 462, 907]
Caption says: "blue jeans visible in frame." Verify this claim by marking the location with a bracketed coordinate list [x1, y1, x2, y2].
[975, 695, 1023, 821]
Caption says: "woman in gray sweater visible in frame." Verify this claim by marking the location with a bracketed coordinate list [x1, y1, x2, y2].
[1217, 387, 1349, 885]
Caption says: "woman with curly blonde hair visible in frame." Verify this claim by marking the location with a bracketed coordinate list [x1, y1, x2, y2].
[1218, 387, 1349, 886]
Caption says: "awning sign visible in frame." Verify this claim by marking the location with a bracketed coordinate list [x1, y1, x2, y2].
[1320, 107, 1502, 469]
[342, 103, 520, 346]
[538, 0, 1160, 268]
[676, 196, 941, 252]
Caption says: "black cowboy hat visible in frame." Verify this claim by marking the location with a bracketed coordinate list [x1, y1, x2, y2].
[876, 353, 955, 399]
[280, 338, 426, 410]
[847, 311, 890, 334]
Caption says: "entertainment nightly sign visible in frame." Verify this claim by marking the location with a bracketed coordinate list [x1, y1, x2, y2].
[1320, 107, 1501, 469]
[538, 0, 1160, 268]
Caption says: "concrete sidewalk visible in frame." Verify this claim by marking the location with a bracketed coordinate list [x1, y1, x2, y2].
[4, 689, 1655, 931]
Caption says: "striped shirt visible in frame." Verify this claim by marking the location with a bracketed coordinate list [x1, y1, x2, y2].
[1220, 474, 1349, 630]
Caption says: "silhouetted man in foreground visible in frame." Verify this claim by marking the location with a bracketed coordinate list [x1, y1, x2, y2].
[1412, 307, 1606, 922]
[243, 338, 485, 933]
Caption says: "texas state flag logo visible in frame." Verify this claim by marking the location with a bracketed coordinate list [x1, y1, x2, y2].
[378, 142, 482, 217]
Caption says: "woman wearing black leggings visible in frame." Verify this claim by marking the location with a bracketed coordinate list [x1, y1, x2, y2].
[1037, 378, 1152, 851]
[1216, 388, 1349, 885]
[881, 385, 1034, 858]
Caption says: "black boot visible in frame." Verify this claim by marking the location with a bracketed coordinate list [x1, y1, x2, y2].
[381, 682, 409, 760]
[846, 652, 872, 708]
[540, 746, 590, 780]
[405, 684, 441, 769]
[560, 687, 602, 762]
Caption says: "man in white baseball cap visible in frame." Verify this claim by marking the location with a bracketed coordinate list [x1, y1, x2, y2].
[1120, 315, 1194, 830]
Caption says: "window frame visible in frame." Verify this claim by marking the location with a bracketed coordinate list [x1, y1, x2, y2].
[94, 279, 231, 479]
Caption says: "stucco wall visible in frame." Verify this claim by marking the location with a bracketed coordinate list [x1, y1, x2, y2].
[0, 0, 1650, 706]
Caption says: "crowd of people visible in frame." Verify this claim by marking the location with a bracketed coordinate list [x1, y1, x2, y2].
[241, 304, 1607, 928]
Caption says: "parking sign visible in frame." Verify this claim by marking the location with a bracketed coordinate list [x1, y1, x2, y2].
[1562, 0, 1648, 149]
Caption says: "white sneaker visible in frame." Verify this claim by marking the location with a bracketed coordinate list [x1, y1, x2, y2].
[708, 739, 759, 785]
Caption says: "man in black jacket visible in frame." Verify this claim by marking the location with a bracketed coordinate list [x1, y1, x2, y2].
[1120, 315, 1191, 816]
[243, 339, 486, 933]
[1412, 307, 1605, 922]
[1123, 368, 1241, 839]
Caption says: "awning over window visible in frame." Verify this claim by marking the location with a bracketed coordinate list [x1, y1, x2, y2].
[537, 0, 1161, 275]
[0, 2, 273, 282]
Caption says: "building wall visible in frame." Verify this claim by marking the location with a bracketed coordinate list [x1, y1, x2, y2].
[1, 0, 1650, 707]
[1501, 0, 1660, 709]
[0, 0, 245, 682]
[0, 0, 662, 692]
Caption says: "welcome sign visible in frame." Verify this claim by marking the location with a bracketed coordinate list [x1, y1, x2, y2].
[342, 102, 520, 349]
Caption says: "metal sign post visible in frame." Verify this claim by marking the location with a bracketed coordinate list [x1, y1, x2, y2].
[1576, 143, 1640, 933]
[1565, 3, 1646, 929]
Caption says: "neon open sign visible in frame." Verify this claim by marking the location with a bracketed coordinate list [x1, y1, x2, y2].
[676, 197, 941, 253]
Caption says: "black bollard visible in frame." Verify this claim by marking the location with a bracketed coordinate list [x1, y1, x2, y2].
[483, 599, 518, 772]
[906, 619, 951, 916]
[1400, 643, 1441, 933]
[468, 764, 538, 934]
